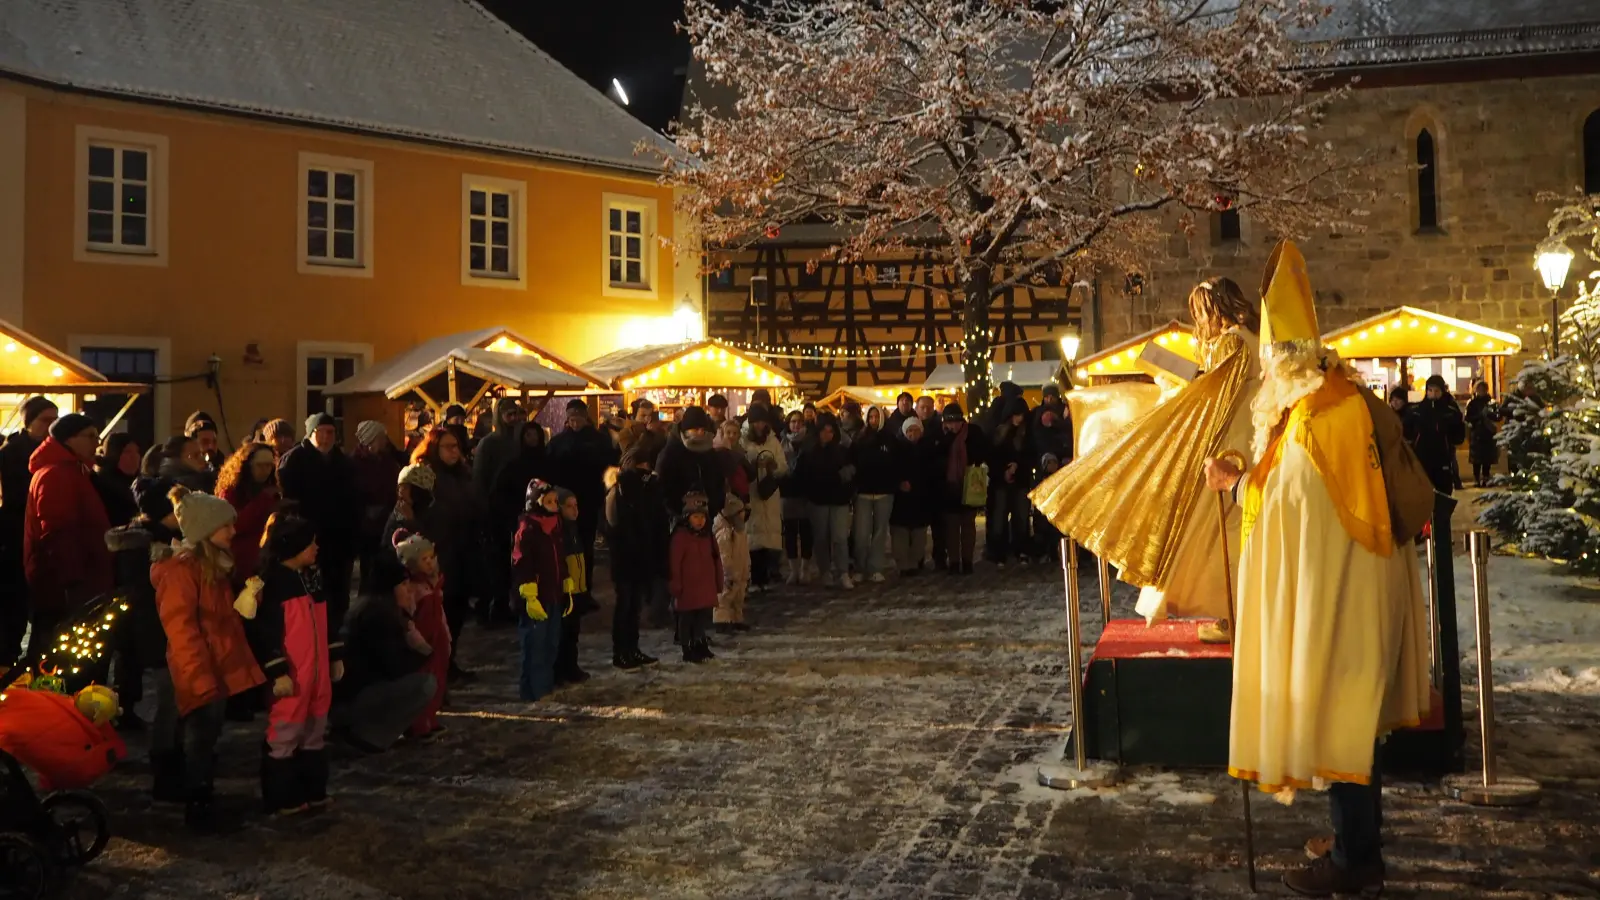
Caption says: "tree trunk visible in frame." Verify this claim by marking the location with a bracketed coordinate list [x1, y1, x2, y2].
[961, 265, 992, 416]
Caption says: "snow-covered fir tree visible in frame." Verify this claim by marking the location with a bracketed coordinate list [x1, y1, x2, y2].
[660, 0, 1368, 409]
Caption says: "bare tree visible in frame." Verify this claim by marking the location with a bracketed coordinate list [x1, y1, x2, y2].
[657, 0, 1366, 408]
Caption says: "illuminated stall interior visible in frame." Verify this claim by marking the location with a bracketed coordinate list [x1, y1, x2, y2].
[922, 360, 1064, 407]
[1322, 306, 1522, 399]
[1070, 321, 1200, 386]
[817, 384, 931, 413]
[323, 327, 606, 438]
[0, 318, 150, 434]
[582, 340, 793, 415]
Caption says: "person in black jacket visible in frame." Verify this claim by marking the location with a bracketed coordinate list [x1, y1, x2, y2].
[1464, 380, 1499, 487]
[605, 444, 668, 669]
[277, 413, 359, 633]
[333, 591, 438, 754]
[889, 417, 938, 575]
[547, 399, 619, 589]
[93, 432, 142, 528]
[0, 396, 56, 661]
[794, 413, 856, 589]
[936, 403, 987, 575]
[986, 396, 1034, 566]
[1408, 375, 1467, 495]
[655, 406, 726, 520]
[485, 422, 547, 626]
[850, 407, 898, 583]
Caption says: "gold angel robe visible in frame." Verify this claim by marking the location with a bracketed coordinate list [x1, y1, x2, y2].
[1030, 328, 1260, 621]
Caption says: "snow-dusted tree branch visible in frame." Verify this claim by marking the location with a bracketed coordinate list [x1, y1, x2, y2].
[657, 0, 1367, 407]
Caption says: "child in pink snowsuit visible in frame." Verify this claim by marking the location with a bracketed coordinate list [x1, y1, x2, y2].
[394, 529, 449, 738]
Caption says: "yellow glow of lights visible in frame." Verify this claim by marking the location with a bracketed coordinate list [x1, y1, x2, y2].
[50, 367, 62, 378]
[1357, 331, 1368, 340]
[3, 342, 13, 353]
[1076, 368, 1088, 379]
[1340, 337, 1351, 346]
[1429, 326, 1439, 333]
[1376, 324, 1386, 334]
[27, 355, 38, 365]
[1446, 331, 1457, 339]
[1408, 319, 1420, 328]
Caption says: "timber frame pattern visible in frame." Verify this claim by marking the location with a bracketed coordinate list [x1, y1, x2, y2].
[706, 244, 1081, 396]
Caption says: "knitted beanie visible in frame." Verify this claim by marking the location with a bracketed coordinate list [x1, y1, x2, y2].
[355, 420, 387, 449]
[682, 491, 709, 517]
[941, 403, 966, 422]
[304, 412, 336, 436]
[22, 396, 58, 427]
[133, 476, 176, 522]
[48, 413, 95, 443]
[393, 528, 434, 570]
[262, 513, 317, 562]
[679, 406, 712, 433]
[184, 411, 217, 437]
[262, 418, 293, 442]
[902, 417, 925, 438]
[170, 486, 237, 543]
[398, 464, 437, 492]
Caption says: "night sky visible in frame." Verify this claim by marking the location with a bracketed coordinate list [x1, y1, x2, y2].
[481, 0, 692, 133]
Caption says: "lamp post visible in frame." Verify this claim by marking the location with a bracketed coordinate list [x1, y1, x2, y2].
[1536, 240, 1574, 355]
[1059, 330, 1081, 388]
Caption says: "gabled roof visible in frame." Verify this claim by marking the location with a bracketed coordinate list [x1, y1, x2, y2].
[1323, 306, 1522, 358]
[1073, 322, 1200, 381]
[923, 360, 1062, 392]
[581, 340, 791, 389]
[324, 327, 604, 397]
[0, 0, 670, 174]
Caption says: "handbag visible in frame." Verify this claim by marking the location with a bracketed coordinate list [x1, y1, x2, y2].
[961, 464, 989, 508]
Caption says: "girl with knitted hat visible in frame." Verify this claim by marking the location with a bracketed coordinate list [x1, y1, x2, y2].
[511, 479, 566, 701]
[150, 485, 265, 833]
[253, 512, 343, 816]
[393, 528, 449, 737]
[669, 492, 722, 663]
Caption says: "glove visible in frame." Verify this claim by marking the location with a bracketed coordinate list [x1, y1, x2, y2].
[235, 576, 264, 620]
[563, 576, 576, 594]
[271, 676, 295, 699]
[526, 598, 548, 621]
[331, 660, 344, 683]
[518, 584, 547, 620]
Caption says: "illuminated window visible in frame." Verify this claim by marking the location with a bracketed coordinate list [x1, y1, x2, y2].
[603, 193, 658, 298]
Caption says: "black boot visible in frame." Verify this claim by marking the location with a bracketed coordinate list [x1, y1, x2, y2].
[185, 785, 241, 835]
[297, 748, 331, 809]
[613, 652, 644, 671]
[150, 750, 187, 804]
[261, 745, 307, 816]
[698, 640, 716, 660]
[682, 643, 706, 664]
[632, 646, 659, 666]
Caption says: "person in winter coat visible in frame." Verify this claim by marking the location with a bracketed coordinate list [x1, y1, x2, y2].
[152, 486, 265, 832]
[1032, 406, 1072, 466]
[713, 494, 751, 633]
[740, 406, 787, 593]
[838, 400, 867, 447]
[986, 397, 1034, 566]
[885, 392, 917, 438]
[471, 398, 526, 501]
[915, 396, 948, 569]
[472, 401, 527, 625]
[104, 477, 181, 797]
[793, 413, 856, 589]
[0, 396, 57, 661]
[253, 513, 343, 816]
[547, 399, 619, 589]
[512, 479, 566, 701]
[1032, 453, 1065, 558]
[215, 442, 280, 591]
[372, 464, 436, 600]
[555, 489, 594, 685]
[334, 561, 437, 753]
[889, 417, 938, 575]
[936, 403, 986, 575]
[851, 407, 897, 582]
[715, 419, 754, 505]
[390, 529, 449, 739]
[780, 410, 815, 584]
[670, 493, 723, 663]
[157, 435, 213, 492]
[604, 444, 667, 670]
[351, 420, 405, 597]
[184, 411, 226, 483]
[1465, 380, 1500, 487]
[278, 413, 360, 633]
[1407, 375, 1467, 495]
[24, 414, 114, 666]
[262, 419, 297, 460]
[411, 426, 481, 682]
[487, 422, 549, 625]
[656, 405, 727, 520]
[93, 432, 142, 528]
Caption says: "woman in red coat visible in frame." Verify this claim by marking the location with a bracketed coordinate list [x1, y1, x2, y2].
[669, 493, 722, 663]
[215, 442, 280, 591]
[23, 416, 114, 666]
[152, 486, 264, 833]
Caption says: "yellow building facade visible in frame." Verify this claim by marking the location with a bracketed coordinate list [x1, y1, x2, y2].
[0, 0, 694, 446]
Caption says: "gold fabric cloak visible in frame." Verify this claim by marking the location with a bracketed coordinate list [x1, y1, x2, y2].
[1030, 330, 1257, 590]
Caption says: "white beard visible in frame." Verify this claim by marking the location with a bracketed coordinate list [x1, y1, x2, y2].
[1251, 350, 1341, 459]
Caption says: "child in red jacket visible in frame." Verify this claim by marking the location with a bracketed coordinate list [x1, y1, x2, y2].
[669, 492, 722, 664]
[254, 513, 343, 816]
[393, 529, 448, 738]
[512, 480, 565, 701]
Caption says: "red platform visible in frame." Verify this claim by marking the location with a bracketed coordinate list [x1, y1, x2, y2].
[1091, 618, 1233, 662]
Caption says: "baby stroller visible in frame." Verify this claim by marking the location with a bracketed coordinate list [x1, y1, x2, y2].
[0, 600, 121, 899]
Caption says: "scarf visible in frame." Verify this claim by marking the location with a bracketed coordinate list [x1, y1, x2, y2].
[945, 422, 969, 484]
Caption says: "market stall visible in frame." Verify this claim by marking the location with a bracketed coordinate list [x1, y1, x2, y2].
[0, 319, 151, 437]
[1321, 306, 1522, 399]
[581, 339, 793, 418]
[816, 383, 930, 413]
[921, 359, 1064, 407]
[323, 327, 605, 438]
[1069, 321, 1200, 386]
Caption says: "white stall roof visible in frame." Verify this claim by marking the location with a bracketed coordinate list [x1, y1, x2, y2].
[922, 360, 1063, 391]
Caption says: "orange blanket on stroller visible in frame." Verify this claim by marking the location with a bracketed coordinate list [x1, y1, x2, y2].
[0, 690, 125, 790]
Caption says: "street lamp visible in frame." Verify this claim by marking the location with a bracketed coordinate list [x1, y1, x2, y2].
[1058, 330, 1082, 362]
[1536, 240, 1574, 354]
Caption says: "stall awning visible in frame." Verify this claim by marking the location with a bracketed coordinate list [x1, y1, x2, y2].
[922, 360, 1063, 392]
[582, 340, 792, 390]
[818, 384, 928, 410]
[1071, 321, 1199, 381]
[1323, 306, 1521, 358]
[0, 318, 119, 389]
[324, 327, 605, 398]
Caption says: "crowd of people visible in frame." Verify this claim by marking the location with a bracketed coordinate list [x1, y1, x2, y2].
[0, 381, 1077, 835]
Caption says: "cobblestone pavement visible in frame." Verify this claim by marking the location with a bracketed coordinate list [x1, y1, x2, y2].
[63, 556, 1600, 900]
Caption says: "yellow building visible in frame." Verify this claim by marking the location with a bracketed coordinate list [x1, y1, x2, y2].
[0, 0, 698, 448]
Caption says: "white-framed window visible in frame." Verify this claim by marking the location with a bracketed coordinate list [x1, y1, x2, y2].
[602, 192, 658, 299]
[297, 152, 374, 277]
[296, 341, 373, 437]
[74, 126, 169, 266]
[461, 174, 527, 288]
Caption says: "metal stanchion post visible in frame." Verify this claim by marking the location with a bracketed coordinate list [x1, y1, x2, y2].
[1096, 555, 1113, 628]
[1039, 538, 1118, 790]
[1442, 532, 1541, 806]
[1426, 521, 1442, 689]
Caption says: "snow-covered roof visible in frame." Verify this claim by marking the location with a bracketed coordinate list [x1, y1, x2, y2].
[923, 360, 1062, 392]
[1305, 0, 1600, 67]
[324, 327, 603, 397]
[581, 340, 791, 389]
[0, 0, 670, 175]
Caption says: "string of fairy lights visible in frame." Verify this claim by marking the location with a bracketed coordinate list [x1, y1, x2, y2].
[720, 334, 1058, 362]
